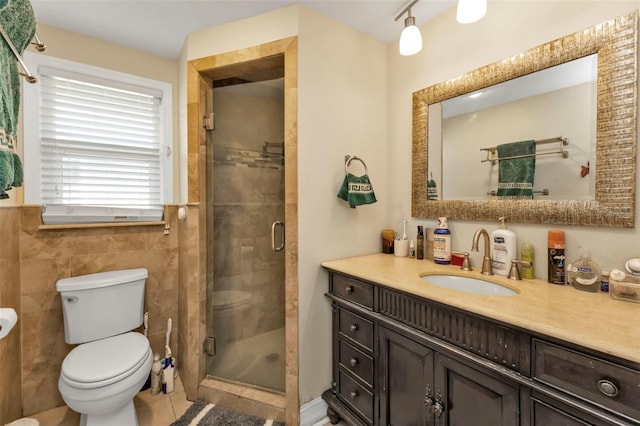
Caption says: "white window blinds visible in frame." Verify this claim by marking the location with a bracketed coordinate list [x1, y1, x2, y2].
[23, 53, 173, 224]
[39, 71, 163, 208]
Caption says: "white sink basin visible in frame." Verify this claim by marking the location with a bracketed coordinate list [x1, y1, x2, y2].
[420, 274, 518, 296]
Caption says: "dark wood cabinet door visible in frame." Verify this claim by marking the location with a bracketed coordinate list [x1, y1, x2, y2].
[379, 326, 435, 426]
[434, 353, 520, 426]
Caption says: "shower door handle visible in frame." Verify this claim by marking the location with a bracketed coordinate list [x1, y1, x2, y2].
[272, 220, 285, 252]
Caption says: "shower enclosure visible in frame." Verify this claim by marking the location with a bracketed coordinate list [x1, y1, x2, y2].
[206, 78, 286, 392]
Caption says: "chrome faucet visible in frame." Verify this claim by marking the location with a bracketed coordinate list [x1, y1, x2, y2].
[471, 228, 493, 275]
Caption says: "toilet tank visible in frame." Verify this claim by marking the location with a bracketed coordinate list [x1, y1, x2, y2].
[56, 268, 148, 344]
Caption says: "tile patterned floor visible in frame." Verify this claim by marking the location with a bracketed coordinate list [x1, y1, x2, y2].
[27, 375, 349, 426]
[28, 376, 191, 426]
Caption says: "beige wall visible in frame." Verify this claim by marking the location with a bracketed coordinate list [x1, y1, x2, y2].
[387, 1, 640, 277]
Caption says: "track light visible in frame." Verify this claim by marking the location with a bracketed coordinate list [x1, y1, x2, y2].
[457, 0, 487, 24]
[395, 0, 422, 56]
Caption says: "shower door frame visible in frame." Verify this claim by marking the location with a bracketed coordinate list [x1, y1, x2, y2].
[184, 37, 299, 425]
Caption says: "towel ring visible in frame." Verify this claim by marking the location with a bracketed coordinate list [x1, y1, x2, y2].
[344, 155, 368, 175]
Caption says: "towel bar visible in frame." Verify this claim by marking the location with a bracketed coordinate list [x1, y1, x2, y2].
[0, 24, 43, 83]
[487, 189, 549, 196]
[344, 155, 368, 175]
[481, 137, 569, 164]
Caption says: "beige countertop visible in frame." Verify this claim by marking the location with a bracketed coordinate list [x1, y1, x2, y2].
[322, 253, 640, 364]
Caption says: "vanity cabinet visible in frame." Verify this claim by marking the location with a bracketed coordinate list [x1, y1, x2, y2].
[378, 326, 519, 426]
[323, 270, 640, 426]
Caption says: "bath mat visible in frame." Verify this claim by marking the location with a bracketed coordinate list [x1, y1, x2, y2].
[170, 400, 284, 426]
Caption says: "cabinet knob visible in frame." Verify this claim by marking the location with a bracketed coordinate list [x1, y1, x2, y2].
[350, 357, 358, 367]
[346, 285, 354, 293]
[423, 384, 433, 407]
[597, 379, 619, 397]
[431, 401, 444, 419]
[350, 390, 359, 399]
[350, 323, 359, 332]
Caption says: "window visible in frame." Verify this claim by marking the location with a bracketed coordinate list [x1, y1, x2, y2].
[23, 52, 173, 224]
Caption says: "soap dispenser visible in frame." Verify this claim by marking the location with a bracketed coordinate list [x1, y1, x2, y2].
[491, 217, 516, 276]
[567, 247, 601, 292]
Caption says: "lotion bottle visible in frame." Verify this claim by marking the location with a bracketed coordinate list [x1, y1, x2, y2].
[491, 217, 516, 276]
[433, 217, 451, 265]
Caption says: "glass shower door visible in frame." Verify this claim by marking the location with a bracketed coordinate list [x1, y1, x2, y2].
[206, 79, 286, 393]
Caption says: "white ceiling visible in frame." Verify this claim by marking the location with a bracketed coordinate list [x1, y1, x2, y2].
[30, 0, 457, 59]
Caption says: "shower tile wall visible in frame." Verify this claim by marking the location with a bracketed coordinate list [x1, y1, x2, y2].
[15, 206, 180, 416]
[0, 207, 21, 424]
[210, 84, 285, 345]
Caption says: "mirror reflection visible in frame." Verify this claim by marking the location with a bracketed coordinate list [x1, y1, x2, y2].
[411, 11, 637, 227]
[428, 54, 597, 201]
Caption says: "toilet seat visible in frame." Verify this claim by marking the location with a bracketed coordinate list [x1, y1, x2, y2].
[213, 290, 251, 311]
[60, 332, 150, 389]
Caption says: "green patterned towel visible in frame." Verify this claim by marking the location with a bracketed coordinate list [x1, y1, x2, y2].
[0, 150, 14, 198]
[337, 173, 377, 208]
[0, 0, 37, 149]
[497, 140, 536, 199]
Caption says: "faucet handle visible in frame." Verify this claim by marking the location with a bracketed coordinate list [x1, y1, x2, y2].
[452, 251, 472, 271]
[508, 260, 532, 280]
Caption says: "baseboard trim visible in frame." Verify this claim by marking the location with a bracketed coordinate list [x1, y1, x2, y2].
[300, 396, 328, 426]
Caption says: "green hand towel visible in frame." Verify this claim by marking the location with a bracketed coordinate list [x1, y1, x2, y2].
[337, 173, 377, 208]
[497, 140, 536, 199]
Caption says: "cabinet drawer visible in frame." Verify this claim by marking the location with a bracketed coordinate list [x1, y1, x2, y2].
[337, 368, 374, 424]
[338, 338, 374, 387]
[332, 274, 373, 309]
[533, 339, 640, 421]
[338, 307, 374, 352]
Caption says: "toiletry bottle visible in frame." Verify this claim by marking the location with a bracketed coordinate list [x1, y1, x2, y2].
[600, 270, 610, 292]
[416, 226, 424, 260]
[425, 228, 434, 261]
[433, 217, 451, 265]
[547, 230, 565, 285]
[520, 243, 535, 279]
[151, 353, 162, 396]
[491, 217, 516, 276]
[409, 240, 415, 258]
[568, 248, 601, 292]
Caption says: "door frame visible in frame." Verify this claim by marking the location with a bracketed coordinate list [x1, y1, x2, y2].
[184, 36, 299, 424]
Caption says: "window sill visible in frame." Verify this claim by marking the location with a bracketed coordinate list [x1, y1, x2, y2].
[38, 221, 166, 230]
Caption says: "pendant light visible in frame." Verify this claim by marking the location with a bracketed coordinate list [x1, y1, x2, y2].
[457, 0, 487, 24]
[395, 0, 422, 56]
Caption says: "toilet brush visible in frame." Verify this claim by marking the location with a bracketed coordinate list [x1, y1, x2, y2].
[162, 318, 175, 393]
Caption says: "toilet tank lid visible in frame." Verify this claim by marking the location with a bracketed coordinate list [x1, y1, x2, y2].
[56, 268, 148, 292]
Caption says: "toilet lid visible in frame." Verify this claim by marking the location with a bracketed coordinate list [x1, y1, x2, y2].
[61, 332, 150, 387]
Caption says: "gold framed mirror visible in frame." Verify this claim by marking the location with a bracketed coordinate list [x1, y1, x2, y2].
[412, 11, 637, 227]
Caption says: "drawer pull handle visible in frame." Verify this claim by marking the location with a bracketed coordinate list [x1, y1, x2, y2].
[350, 390, 359, 399]
[597, 379, 619, 397]
[350, 357, 358, 367]
[346, 285, 354, 293]
[350, 324, 359, 332]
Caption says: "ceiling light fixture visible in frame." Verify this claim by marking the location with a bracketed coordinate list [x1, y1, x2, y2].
[456, 0, 487, 24]
[395, 0, 422, 56]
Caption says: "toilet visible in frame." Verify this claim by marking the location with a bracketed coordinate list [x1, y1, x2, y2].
[213, 290, 252, 343]
[56, 268, 152, 426]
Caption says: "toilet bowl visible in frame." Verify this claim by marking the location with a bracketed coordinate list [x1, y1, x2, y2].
[56, 269, 151, 426]
[58, 332, 152, 425]
[213, 290, 252, 343]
